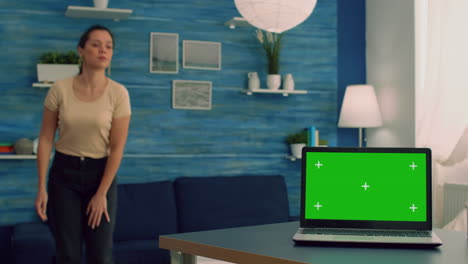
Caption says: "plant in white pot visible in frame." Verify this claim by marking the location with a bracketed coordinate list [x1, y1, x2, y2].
[286, 130, 307, 159]
[37, 51, 80, 83]
[255, 29, 283, 90]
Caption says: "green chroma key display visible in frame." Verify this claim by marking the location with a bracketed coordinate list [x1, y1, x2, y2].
[305, 152, 427, 222]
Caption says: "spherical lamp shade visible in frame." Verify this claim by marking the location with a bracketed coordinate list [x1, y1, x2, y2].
[234, 0, 318, 33]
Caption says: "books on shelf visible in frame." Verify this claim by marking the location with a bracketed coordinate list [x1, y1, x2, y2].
[0, 143, 14, 154]
[304, 127, 329, 147]
[318, 139, 329, 147]
[304, 126, 319, 147]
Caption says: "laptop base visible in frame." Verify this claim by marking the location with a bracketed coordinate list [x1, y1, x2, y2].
[293, 238, 442, 249]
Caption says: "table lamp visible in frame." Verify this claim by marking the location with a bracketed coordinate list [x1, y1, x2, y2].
[338, 84, 383, 147]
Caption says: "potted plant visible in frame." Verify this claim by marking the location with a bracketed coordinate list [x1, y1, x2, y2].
[37, 51, 80, 83]
[255, 29, 283, 90]
[286, 130, 307, 159]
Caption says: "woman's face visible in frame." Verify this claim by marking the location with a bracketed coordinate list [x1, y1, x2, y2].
[79, 29, 113, 71]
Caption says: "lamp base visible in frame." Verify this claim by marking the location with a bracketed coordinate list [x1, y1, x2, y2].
[358, 127, 363, 147]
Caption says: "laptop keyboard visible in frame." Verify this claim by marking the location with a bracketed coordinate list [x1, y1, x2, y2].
[303, 229, 432, 238]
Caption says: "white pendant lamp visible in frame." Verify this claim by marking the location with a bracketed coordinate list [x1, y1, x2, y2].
[234, 0, 318, 33]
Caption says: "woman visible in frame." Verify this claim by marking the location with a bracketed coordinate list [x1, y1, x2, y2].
[34, 25, 131, 264]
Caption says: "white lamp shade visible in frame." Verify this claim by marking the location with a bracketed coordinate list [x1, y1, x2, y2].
[338, 85, 383, 128]
[234, 0, 318, 33]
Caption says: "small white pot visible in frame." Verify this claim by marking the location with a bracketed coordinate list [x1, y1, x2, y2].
[290, 143, 306, 159]
[283, 73, 294, 90]
[93, 0, 109, 9]
[37, 64, 80, 82]
[248, 72, 260, 90]
[267, 74, 281, 90]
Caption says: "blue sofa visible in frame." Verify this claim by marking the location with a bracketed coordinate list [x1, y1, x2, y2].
[10, 175, 294, 264]
[0, 225, 13, 263]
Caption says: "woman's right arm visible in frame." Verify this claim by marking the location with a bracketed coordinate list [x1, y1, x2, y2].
[35, 107, 58, 221]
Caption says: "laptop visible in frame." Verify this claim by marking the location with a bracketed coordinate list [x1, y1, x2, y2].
[292, 147, 443, 247]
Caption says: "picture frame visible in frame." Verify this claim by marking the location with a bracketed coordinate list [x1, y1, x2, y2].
[150, 32, 179, 74]
[182, 40, 221, 70]
[172, 80, 212, 110]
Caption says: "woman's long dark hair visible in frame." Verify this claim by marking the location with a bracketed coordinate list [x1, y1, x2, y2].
[77, 25, 114, 74]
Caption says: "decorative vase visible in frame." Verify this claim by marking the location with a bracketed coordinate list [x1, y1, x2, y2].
[14, 138, 33, 155]
[283, 73, 294, 90]
[93, 0, 109, 8]
[267, 74, 281, 90]
[33, 138, 39, 154]
[290, 143, 306, 159]
[248, 72, 260, 90]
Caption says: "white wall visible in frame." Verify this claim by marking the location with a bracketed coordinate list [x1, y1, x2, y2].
[365, 0, 415, 147]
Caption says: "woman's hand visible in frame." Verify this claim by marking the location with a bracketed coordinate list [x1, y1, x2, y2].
[86, 193, 110, 229]
[35, 190, 48, 222]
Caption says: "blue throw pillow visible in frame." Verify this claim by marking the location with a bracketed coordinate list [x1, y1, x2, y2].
[174, 175, 290, 233]
[114, 181, 178, 241]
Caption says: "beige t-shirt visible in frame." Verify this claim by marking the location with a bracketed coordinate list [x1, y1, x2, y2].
[44, 77, 131, 158]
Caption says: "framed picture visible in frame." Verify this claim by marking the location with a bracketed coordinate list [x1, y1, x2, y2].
[172, 80, 212, 110]
[182, 40, 221, 70]
[150, 32, 178, 74]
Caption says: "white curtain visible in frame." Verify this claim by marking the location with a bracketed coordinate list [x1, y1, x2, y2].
[416, 0, 468, 228]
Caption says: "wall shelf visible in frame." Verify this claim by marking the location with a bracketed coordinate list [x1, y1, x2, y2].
[0, 155, 36, 159]
[0, 153, 292, 160]
[123, 153, 288, 159]
[286, 155, 300, 161]
[241, 88, 308, 97]
[32, 83, 52, 89]
[65, 6, 133, 21]
[224, 17, 252, 29]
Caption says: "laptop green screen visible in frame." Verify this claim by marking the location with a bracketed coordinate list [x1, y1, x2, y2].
[304, 152, 427, 222]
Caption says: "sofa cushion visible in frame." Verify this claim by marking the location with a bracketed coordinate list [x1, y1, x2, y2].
[114, 240, 170, 264]
[174, 175, 290, 233]
[114, 180, 178, 241]
[12, 222, 55, 264]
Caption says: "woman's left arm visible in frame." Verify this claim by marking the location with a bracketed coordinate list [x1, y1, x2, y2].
[87, 115, 131, 229]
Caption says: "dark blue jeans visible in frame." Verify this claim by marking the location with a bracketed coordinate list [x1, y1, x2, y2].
[47, 151, 117, 264]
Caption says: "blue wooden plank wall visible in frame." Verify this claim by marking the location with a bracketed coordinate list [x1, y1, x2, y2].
[0, 0, 360, 226]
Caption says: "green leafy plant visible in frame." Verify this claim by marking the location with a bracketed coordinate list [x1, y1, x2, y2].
[255, 29, 283, 74]
[286, 130, 308, 145]
[38, 51, 80, 64]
